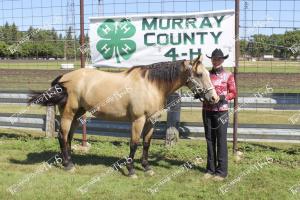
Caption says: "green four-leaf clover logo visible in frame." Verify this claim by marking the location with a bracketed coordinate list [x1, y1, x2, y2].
[97, 18, 136, 63]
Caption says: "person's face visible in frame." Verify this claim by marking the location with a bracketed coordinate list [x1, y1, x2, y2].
[211, 57, 224, 68]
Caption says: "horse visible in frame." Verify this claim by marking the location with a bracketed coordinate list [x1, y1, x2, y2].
[29, 54, 219, 178]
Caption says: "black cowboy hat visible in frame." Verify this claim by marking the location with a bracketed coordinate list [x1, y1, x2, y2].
[206, 48, 229, 59]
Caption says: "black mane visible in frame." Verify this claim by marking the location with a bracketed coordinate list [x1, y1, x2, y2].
[126, 60, 184, 83]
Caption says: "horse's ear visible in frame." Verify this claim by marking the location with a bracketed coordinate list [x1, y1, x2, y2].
[192, 54, 203, 64]
[199, 54, 203, 62]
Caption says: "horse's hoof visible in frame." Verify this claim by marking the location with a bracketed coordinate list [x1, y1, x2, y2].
[64, 163, 76, 173]
[145, 170, 155, 176]
[234, 155, 242, 162]
[234, 151, 243, 162]
[236, 151, 244, 156]
[128, 174, 138, 179]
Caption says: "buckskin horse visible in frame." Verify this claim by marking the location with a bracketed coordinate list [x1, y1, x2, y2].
[29, 55, 219, 178]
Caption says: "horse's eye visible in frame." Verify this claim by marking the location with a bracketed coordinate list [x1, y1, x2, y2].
[196, 73, 202, 78]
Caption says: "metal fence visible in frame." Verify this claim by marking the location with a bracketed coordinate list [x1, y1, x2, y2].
[1, 91, 300, 142]
[0, 0, 299, 140]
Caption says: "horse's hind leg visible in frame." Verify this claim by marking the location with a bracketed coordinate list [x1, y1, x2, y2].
[67, 108, 86, 156]
[141, 121, 154, 176]
[57, 105, 77, 171]
[127, 116, 146, 178]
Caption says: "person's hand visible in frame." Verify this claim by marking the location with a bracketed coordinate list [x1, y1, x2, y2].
[216, 95, 228, 105]
[219, 95, 226, 102]
[194, 93, 201, 99]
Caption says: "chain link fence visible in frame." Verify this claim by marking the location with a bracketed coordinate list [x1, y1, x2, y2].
[0, 0, 299, 129]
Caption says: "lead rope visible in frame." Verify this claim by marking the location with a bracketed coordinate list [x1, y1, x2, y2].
[203, 71, 222, 130]
[186, 63, 222, 130]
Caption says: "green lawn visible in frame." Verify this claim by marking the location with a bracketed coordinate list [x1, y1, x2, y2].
[0, 104, 296, 125]
[0, 60, 81, 70]
[0, 60, 299, 73]
[0, 128, 299, 199]
[229, 60, 300, 73]
[0, 104, 45, 115]
[0, 60, 124, 71]
[0, 60, 299, 93]
[180, 109, 296, 125]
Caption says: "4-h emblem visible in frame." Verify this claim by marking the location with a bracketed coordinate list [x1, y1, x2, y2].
[97, 18, 136, 63]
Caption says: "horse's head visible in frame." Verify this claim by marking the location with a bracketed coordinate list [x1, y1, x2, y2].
[184, 55, 219, 104]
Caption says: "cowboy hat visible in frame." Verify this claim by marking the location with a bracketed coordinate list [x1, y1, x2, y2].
[206, 48, 229, 59]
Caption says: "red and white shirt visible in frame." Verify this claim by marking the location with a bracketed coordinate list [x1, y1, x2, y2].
[203, 67, 236, 111]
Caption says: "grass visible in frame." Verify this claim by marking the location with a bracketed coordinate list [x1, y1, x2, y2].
[0, 60, 300, 93]
[0, 104, 296, 125]
[180, 109, 296, 125]
[0, 60, 81, 70]
[0, 60, 125, 71]
[0, 128, 299, 199]
[0, 104, 45, 115]
[0, 60, 299, 73]
[229, 60, 300, 73]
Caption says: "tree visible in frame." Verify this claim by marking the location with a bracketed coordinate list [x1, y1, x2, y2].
[269, 34, 286, 59]
[11, 23, 18, 41]
[0, 41, 9, 57]
[284, 30, 300, 59]
[3, 22, 11, 44]
[64, 26, 75, 59]
[240, 39, 247, 56]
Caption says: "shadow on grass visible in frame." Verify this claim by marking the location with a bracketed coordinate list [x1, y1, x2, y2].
[240, 142, 300, 155]
[240, 143, 282, 152]
[0, 132, 44, 140]
[73, 138, 127, 147]
[9, 150, 206, 173]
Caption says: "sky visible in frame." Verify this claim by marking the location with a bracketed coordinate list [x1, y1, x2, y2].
[0, 0, 299, 39]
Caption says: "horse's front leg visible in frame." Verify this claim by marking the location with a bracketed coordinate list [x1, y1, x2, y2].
[127, 116, 146, 179]
[141, 121, 155, 176]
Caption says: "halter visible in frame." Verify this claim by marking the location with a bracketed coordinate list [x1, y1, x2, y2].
[185, 64, 214, 102]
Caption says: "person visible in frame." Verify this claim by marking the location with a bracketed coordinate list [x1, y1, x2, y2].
[195, 48, 236, 181]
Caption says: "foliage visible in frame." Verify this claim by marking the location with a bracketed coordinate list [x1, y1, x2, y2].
[241, 29, 300, 59]
[0, 23, 82, 59]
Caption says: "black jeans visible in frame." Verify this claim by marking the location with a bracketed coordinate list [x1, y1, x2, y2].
[202, 110, 228, 177]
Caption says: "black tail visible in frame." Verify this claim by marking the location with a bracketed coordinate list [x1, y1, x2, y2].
[28, 75, 68, 106]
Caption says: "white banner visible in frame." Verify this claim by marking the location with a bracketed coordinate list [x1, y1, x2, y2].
[89, 10, 235, 68]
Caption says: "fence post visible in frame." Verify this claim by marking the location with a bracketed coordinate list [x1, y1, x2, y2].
[80, 0, 88, 147]
[45, 105, 56, 137]
[233, 0, 240, 154]
[165, 93, 181, 146]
